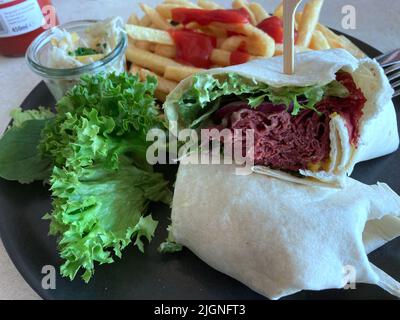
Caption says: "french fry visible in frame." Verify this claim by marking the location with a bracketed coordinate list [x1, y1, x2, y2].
[141, 68, 178, 94]
[164, 0, 200, 8]
[316, 24, 345, 48]
[126, 0, 364, 81]
[216, 38, 225, 48]
[208, 22, 274, 57]
[220, 36, 246, 52]
[129, 65, 142, 76]
[337, 35, 366, 58]
[164, 65, 203, 82]
[249, 2, 269, 24]
[239, 23, 275, 57]
[232, 0, 257, 25]
[126, 45, 181, 74]
[297, 0, 324, 48]
[156, 4, 181, 19]
[126, 24, 174, 45]
[140, 3, 171, 30]
[154, 44, 176, 58]
[315, 24, 365, 57]
[198, 0, 221, 10]
[274, 2, 283, 18]
[128, 13, 140, 25]
[274, 44, 310, 56]
[295, 12, 302, 29]
[316, 23, 339, 39]
[310, 30, 330, 50]
[210, 49, 232, 66]
[186, 22, 201, 30]
[135, 40, 152, 51]
[200, 24, 228, 38]
[139, 14, 151, 27]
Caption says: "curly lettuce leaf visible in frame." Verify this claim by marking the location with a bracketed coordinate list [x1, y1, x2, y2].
[39, 73, 171, 282]
[56, 72, 161, 136]
[47, 160, 171, 282]
[10, 107, 54, 128]
[177, 73, 349, 128]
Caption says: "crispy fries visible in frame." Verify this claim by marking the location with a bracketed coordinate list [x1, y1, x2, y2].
[297, 0, 324, 48]
[336, 35, 366, 58]
[126, 24, 174, 45]
[220, 36, 246, 52]
[139, 14, 151, 27]
[274, 2, 283, 18]
[198, 0, 221, 10]
[310, 30, 330, 50]
[165, 0, 200, 8]
[128, 13, 140, 25]
[126, 45, 181, 74]
[140, 3, 171, 30]
[232, 0, 257, 25]
[249, 2, 269, 24]
[164, 65, 204, 82]
[156, 4, 180, 19]
[241, 23, 275, 57]
[154, 44, 176, 58]
[210, 49, 232, 67]
[125, 0, 365, 98]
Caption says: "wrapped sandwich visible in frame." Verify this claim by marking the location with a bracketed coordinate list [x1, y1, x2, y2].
[164, 49, 399, 186]
[171, 162, 400, 299]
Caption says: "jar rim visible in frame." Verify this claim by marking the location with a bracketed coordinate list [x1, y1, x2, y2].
[26, 19, 127, 79]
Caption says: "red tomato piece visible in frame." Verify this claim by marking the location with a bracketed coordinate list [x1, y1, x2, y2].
[169, 29, 217, 68]
[171, 8, 250, 25]
[257, 16, 298, 44]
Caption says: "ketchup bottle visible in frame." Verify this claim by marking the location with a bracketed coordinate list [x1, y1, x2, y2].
[0, 0, 58, 57]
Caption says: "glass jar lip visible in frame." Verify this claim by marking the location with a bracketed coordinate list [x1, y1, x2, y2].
[26, 19, 127, 79]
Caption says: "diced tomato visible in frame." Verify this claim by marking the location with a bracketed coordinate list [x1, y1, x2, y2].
[230, 50, 250, 65]
[169, 29, 217, 68]
[257, 16, 298, 44]
[171, 8, 250, 25]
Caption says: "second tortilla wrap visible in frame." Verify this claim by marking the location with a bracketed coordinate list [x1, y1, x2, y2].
[171, 162, 400, 299]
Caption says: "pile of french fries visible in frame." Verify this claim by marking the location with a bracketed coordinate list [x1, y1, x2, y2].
[125, 0, 365, 101]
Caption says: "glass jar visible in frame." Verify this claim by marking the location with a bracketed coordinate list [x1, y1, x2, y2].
[26, 19, 128, 100]
[0, 0, 59, 57]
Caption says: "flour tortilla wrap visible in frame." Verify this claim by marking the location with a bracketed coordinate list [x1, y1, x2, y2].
[171, 162, 400, 299]
[164, 49, 399, 187]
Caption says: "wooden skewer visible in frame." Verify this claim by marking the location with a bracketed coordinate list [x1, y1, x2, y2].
[283, 0, 302, 74]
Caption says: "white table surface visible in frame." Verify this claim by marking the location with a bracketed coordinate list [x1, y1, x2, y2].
[0, 0, 399, 300]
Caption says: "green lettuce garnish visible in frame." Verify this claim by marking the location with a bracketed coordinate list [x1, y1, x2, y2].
[39, 73, 171, 282]
[176, 73, 349, 128]
[0, 73, 172, 282]
[159, 225, 183, 254]
[10, 107, 54, 128]
[0, 108, 54, 183]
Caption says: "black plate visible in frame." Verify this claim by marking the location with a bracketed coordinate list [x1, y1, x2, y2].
[1, 33, 399, 300]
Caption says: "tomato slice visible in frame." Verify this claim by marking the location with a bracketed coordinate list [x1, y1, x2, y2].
[230, 50, 250, 65]
[169, 29, 217, 68]
[171, 8, 250, 25]
[257, 16, 298, 44]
